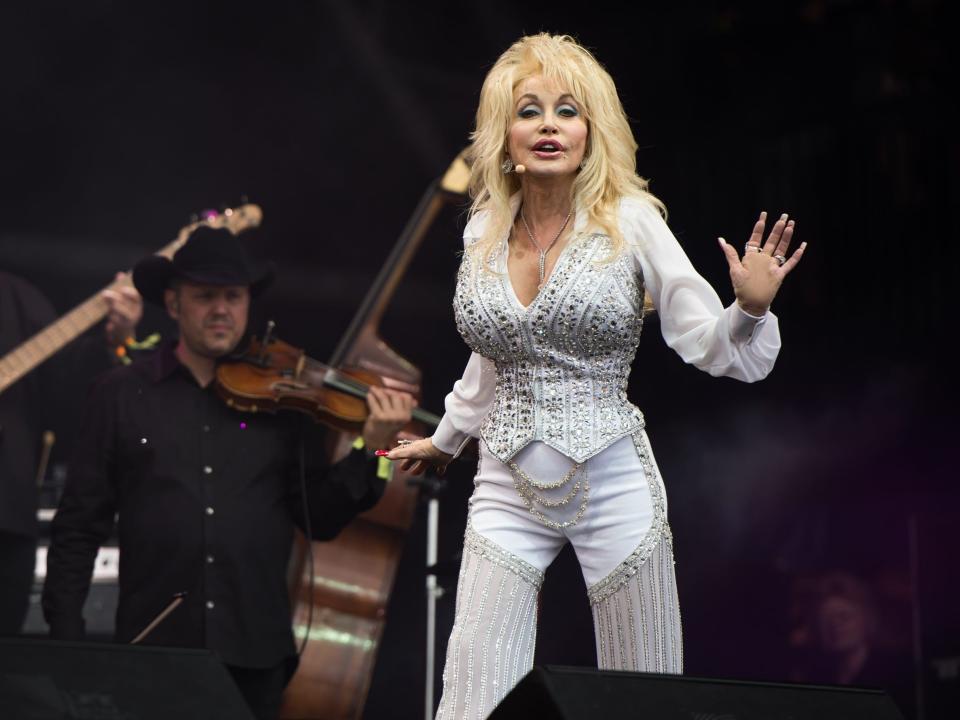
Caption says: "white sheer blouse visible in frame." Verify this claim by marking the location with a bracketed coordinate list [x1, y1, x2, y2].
[432, 195, 781, 457]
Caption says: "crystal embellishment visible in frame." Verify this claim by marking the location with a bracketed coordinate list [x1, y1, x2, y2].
[454, 232, 646, 465]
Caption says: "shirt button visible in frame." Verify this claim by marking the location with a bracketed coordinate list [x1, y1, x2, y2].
[206, 554, 215, 564]
[205, 507, 215, 516]
[206, 601, 215, 610]
[202, 425, 210, 433]
[203, 465, 213, 475]
[140, 437, 148, 445]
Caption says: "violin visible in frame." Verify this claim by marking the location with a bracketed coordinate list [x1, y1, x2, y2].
[214, 324, 442, 433]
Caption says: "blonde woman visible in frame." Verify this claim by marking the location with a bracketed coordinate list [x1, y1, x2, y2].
[388, 33, 806, 718]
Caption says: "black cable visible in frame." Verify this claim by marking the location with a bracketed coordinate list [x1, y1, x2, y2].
[296, 422, 315, 658]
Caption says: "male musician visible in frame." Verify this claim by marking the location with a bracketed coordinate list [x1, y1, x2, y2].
[42, 226, 413, 720]
[0, 269, 141, 636]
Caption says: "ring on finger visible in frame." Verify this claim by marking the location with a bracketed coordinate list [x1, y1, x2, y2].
[743, 244, 762, 254]
[397, 438, 412, 447]
[774, 254, 786, 266]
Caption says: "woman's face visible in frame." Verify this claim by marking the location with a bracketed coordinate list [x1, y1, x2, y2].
[507, 75, 588, 180]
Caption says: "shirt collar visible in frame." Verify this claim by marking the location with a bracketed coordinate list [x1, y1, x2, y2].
[138, 340, 192, 384]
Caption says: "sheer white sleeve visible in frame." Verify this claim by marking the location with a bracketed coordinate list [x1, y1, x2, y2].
[431, 212, 497, 457]
[623, 197, 781, 382]
[431, 351, 496, 457]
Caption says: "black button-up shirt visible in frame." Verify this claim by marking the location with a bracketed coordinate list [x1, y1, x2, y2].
[42, 342, 385, 668]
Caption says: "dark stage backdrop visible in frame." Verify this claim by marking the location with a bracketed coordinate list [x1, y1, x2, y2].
[1, 1, 956, 719]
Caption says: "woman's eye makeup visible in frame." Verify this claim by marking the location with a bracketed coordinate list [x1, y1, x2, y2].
[516, 102, 580, 119]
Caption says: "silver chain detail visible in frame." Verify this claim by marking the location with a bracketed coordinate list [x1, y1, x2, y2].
[508, 460, 590, 529]
[520, 206, 574, 289]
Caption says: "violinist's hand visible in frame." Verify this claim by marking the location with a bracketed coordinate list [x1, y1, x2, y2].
[362, 386, 415, 450]
[386, 437, 454, 476]
[718, 211, 807, 316]
[102, 272, 143, 348]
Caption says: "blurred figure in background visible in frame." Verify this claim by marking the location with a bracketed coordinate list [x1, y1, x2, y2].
[0, 269, 141, 636]
[789, 571, 915, 717]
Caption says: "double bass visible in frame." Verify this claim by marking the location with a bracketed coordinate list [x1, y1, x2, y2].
[279, 151, 469, 719]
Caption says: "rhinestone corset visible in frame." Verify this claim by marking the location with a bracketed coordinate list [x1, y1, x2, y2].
[454, 233, 646, 463]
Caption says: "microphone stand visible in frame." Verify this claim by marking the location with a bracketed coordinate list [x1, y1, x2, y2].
[408, 473, 447, 720]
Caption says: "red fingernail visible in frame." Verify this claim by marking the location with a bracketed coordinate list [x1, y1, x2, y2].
[374, 450, 390, 457]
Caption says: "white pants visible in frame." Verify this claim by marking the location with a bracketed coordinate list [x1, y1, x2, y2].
[435, 432, 683, 720]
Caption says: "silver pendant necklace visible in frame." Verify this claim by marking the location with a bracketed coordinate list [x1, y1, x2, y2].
[520, 206, 574, 289]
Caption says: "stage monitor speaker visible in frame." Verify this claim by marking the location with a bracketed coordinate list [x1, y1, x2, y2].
[0, 638, 255, 720]
[488, 665, 906, 720]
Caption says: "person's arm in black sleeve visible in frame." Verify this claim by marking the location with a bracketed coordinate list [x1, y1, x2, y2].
[288, 428, 386, 541]
[36, 275, 143, 469]
[42, 374, 119, 640]
[48, 272, 144, 376]
[288, 386, 414, 540]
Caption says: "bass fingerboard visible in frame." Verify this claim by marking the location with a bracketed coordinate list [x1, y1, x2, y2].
[0, 287, 115, 393]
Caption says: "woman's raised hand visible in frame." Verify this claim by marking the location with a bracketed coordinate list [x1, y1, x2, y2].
[718, 211, 807, 315]
[383, 437, 454, 476]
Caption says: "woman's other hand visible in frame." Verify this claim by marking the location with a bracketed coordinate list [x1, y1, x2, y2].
[718, 211, 807, 315]
[384, 437, 454, 476]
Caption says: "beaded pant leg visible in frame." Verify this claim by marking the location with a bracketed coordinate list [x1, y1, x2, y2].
[588, 533, 683, 673]
[435, 526, 545, 720]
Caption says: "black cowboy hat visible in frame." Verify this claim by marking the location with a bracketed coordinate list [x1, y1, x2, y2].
[133, 226, 275, 306]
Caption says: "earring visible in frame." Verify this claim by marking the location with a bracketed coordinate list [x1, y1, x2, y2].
[501, 157, 514, 174]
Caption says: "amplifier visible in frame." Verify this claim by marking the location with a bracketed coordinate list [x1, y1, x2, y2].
[489, 666, 906, 720]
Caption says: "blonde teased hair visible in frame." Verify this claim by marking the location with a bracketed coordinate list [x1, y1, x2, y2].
[466, 33, 664, 262]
